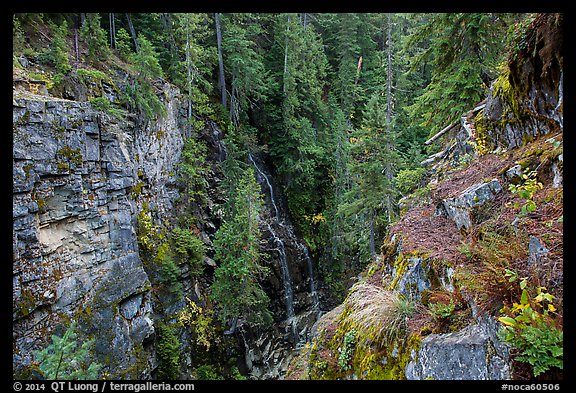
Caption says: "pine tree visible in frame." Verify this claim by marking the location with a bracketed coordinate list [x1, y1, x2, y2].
[80, 13, 110, 63]
[221, 14, 272, 131]
[406, 13, 514, 139]
[124, 34, 166, 120]
[210, 167, 272, 330]
[47, 19, 72, 76]
[267, 14, 329, 234]
[156, 322, 181, 380]
[172, 13, 215, 134]
[33, 321, 101, 380]
[340, 94, 401, 260]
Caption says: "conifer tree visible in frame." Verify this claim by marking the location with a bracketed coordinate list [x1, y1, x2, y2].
[47, 19, 72, 76]
[406, 13, 514, 139]
[80, 13, 110, 63]
[173, 13, 215, 134]
[340, 94, 401, 260]
[33, 321, 101, 380]
[268, 14, 328, 233]
[221, 13, 272, 131]
[124, 34, 166, 120]
[210, 167, 272, 331]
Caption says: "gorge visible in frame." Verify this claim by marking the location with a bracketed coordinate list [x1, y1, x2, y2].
[12, 12, 563, 382]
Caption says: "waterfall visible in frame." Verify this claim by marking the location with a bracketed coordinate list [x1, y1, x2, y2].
[298, 244, 321, 317]
[265, 222, 297, 342]
[248, 153, 279, 219]
[248, 151, 322, 346]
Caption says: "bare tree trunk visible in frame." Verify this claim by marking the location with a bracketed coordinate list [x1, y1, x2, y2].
[108, 13, 117, 49]
[74, 15, 80, 66]
[215, 13, 227, 110]
[283, 15, 290, 94]
[185, 16, 193, 138]
[385, 13, 394, 223]
[369, 209, 376, 259]
[126, 13, 139, 52]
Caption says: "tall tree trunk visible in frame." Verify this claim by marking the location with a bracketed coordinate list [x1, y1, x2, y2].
[126, 13, 139, 52]
[283, 15, 290, 94]
[185, 15, 193, 138]
[385, 13, 394, 223]
[215, 13, 227, 110]
[369, 209, 376, 259]
[109, 13, 116, 49]
[74, 14, 80, 66]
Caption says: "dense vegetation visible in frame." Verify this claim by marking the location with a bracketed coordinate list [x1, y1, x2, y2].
[14, 12, 561, 380]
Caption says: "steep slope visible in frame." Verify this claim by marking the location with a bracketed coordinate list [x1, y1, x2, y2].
[286, 13, 563, 381]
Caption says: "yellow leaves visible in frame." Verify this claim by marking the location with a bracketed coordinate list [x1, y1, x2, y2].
[177, 297, 217, 351]
[498, 316, 516, 327]
[305, 212, 326, 225]
[535, 288, 555, 303]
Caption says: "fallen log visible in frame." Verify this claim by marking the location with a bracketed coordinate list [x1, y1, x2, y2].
[424, 120, 459, 146]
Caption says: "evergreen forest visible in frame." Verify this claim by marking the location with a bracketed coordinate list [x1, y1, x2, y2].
[12, 12, 563, 382]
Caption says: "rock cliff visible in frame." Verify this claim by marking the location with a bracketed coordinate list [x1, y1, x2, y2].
[13, 80, 193, 377]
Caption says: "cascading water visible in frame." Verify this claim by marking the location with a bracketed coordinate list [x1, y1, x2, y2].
[249, 153, 279, 219]
[265, 222, 298, 342]
[248, 152, 322, 345]
[298, 244, 321, 317]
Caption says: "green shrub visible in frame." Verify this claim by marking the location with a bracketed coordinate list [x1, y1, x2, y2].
[429, 300, 455, 319]
[394, 167, 427, 195]
[497, 271, 563, 377]
[177, 137, 209, 207]
[231, 366, 246, 380]
[193, 364, 224, 380]
[77, 68, 109, 83]
[508, 169, 543, 215]
[337, 329, 357, 371]
[89, 97, 127, 120]
[156, 322, 181, 380]
[171, 227, 206, 274]
[157, 247, 182, 296]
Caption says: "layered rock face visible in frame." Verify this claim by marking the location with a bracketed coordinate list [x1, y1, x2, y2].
[13, 83, 187, 378]
[13, 81, 320, 379]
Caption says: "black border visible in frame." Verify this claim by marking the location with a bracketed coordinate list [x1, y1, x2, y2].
[6, 3, 572, 390]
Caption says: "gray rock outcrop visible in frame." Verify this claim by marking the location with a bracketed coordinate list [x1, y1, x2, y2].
[437, 178, 502, 231]
[13, 83, 188, 378]
[406, 317, 510, 380]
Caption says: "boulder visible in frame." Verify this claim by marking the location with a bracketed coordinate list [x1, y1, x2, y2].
[439, 179, 502, 230]
[406, 317, 510, 380]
